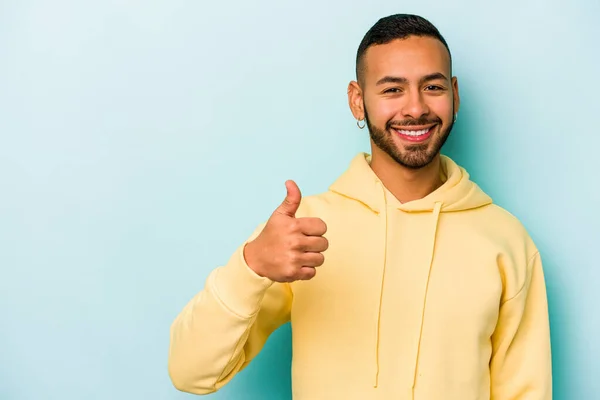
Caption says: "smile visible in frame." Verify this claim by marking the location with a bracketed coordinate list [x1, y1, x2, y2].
[396, 128, 430, 137]
[392, 125, 436, 142]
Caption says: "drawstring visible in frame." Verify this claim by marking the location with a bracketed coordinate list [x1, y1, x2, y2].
[372, 190, 443, 392]
[373, 181, 389, 388]
[411, 201, 443, 397]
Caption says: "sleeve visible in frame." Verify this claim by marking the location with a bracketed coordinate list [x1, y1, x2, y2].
[167, 225, 293, 395]
[490, 251, 553, 399]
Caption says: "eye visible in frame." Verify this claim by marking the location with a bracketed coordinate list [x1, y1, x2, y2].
[383, 87, 402, 94]
[425, 85, 444, 91]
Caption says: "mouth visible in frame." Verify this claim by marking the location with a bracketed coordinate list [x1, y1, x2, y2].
[392, 124, 436, 143]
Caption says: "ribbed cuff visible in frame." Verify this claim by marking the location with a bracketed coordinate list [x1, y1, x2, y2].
[211, 243, 274, 319]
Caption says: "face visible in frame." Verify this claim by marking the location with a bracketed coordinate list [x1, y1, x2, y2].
[348, 36, 460, 169]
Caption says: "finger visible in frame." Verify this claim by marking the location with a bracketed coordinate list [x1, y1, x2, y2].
[297, 236, 329, 253]
[300, 252, 325, 268]
[297, 217, 327, 236]
[275, 180, 302, 217]
[297, 266, 317, 280]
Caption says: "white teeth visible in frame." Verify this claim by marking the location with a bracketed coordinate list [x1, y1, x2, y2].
[397, 128, 430, 136]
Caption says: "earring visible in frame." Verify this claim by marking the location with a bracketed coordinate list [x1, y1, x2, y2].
[356, 118, 366, 129]
[453, 113, 458, 122]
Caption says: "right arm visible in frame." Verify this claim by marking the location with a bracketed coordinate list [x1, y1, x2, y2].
[168, 180, 327, 394]
[168, 227, 293, 394]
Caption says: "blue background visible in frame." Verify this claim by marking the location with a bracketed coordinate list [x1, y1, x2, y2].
[1, 1, 598, 399]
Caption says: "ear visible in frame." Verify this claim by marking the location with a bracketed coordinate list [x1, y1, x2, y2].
[451, 76, 460, 115]
[347, 80, 365, 120]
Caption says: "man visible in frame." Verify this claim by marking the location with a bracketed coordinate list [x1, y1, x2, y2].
[168, 14, 552, 399]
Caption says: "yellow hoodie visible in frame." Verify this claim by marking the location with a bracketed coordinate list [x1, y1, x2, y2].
[168, 153, 552, 400]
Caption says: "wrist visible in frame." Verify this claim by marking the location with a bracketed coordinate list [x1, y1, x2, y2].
[243, 241, 265, 278]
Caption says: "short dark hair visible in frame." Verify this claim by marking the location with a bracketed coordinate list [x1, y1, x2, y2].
[355, 14, 452, 84]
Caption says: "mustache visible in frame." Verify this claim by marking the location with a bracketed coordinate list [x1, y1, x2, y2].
[385, 117, 442, 129]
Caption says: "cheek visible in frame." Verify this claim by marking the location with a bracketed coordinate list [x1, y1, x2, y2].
[368, 98, 399, 125]
[428, 97, 454, 120]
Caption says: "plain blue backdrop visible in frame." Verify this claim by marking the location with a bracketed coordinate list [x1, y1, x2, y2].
[1, 1, 598, 399]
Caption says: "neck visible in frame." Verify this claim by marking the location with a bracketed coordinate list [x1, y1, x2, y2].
[369, 144, 443, 204]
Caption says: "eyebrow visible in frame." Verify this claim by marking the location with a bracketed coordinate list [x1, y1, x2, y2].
[375, 72, 449, 86]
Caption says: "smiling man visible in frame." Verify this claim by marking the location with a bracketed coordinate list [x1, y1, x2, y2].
[168, 14, 552, 400]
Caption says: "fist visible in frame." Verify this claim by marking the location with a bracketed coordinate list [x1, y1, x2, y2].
[244, 180, 328, 282]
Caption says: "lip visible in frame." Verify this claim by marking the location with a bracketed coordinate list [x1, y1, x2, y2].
[391, 124, 437, 131]
[392, 124, 437, 143]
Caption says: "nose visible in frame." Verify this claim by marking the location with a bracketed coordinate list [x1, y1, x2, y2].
[401, 90, 429, 119]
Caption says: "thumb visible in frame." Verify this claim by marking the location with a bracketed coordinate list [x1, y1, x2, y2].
[276, 180, 302, 217]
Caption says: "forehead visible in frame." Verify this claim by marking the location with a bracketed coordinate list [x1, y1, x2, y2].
[361, 36, 451, 84]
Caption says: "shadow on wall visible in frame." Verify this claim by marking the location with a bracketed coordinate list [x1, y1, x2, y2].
[442, 87, 571, 398]
[216, 323, 293, 399]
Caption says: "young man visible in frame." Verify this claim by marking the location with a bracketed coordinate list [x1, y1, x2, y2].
[168, 14, 552, 400]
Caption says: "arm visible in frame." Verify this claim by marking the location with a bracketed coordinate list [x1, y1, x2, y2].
[168, 227, 293, 395]
[490, 251, 552, 399]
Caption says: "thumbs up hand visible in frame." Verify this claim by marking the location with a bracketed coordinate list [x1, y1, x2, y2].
[243, 180, 328, 282]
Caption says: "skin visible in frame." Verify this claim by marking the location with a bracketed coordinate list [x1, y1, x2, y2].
[244, 180, 328, 282]
[348, 35, 461, 203]
[245, 35, 460, 281]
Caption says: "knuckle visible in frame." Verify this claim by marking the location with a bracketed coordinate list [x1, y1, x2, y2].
[289, 237, 303, 251]
[289, 219, 300, 231]
[288, 252, 302, 265]
[282, 267, 297, 281]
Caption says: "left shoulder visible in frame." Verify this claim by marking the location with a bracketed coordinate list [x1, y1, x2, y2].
[478, 203, 539, 258]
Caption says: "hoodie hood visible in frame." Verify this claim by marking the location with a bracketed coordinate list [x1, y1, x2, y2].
[329, 152, 492, 213]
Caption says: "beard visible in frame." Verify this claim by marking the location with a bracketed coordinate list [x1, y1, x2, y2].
[365, 105, 455, 170]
